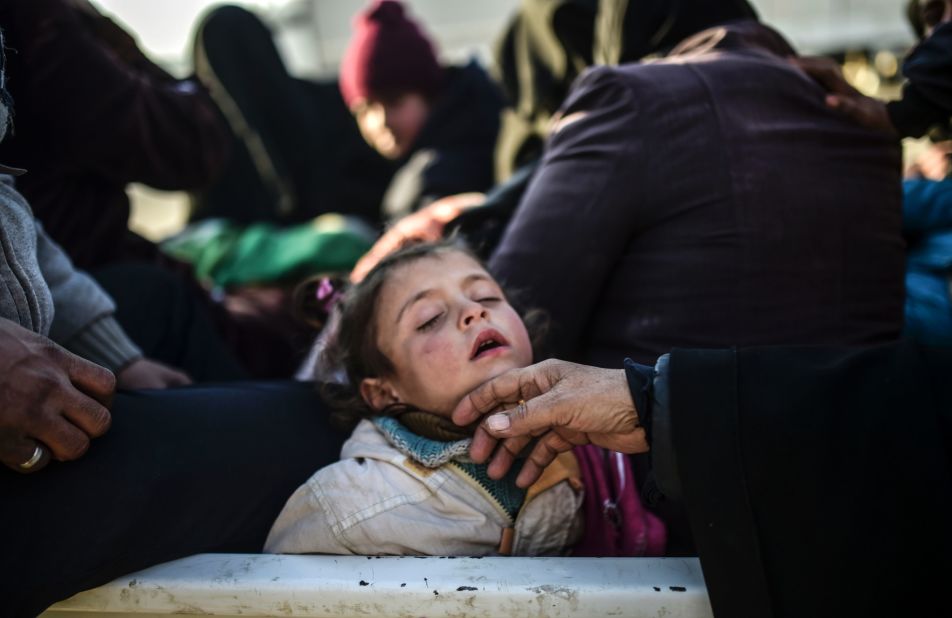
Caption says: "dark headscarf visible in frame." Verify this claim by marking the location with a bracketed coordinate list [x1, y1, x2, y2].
[493, 0, 600, 179]
[493, 0, 760, 179]
[595, 0, 759, 64]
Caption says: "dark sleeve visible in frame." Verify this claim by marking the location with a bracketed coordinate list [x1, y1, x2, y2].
[449, 162, 538, 260]
[9, 0, 230, 189]
[489, 66, 645, 359]
[623, 358, 655, 441]
[419, 148, 497, 204]
[381, 146, 496, 221]
[666, 343, 952, 618]
[888, 21, 952, 138]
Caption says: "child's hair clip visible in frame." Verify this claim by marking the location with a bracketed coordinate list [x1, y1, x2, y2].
[315, 276, 345, 313]
[293, 273, 348, 332]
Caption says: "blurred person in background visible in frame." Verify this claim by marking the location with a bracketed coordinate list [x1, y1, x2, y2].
[351, 0, 765, 275]
[193, 0, 503, 227]
[794, 1, 952, 346]
[0, 0, 230, 271]
[351, 0, 602, 278]
[794, 0, 952, 150]
[0, 0, 319, 379]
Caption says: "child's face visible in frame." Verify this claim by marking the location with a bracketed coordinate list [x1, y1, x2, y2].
[361, 252, 533, 417]
[351, 93, 429, 159]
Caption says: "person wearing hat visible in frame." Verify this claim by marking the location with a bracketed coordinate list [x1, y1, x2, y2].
[193, 0, 503, 229]
[339, 0, 505, 224]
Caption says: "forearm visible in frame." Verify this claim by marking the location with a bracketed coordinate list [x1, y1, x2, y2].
[36, 223, 142, 372]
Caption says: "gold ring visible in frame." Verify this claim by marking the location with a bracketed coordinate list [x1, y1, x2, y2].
[19, 444, 44, 470]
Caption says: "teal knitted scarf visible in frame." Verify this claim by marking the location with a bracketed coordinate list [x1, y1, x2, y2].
[372, 416, 526, 519]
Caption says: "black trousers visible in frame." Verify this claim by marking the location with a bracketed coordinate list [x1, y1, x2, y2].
[0, 381, 345, 617]
[93, 261, 248, 382]
[191, 4, 395, 226]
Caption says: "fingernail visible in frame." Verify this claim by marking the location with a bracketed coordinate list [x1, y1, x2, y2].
[487, 413, 510, 432]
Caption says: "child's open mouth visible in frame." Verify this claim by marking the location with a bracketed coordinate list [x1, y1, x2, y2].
[470, 329, 510, 360]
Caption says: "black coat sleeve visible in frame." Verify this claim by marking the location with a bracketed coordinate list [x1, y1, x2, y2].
[666, 343, 952, 618]
[888, 21, 952, 138]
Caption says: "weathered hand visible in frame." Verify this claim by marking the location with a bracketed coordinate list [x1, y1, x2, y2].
[116, 358, 192, 390]
[350, 193, 485, 283]
[452, 359, 648, 487]
[0, 318, 115, 473]
[789, 56, 896, 136]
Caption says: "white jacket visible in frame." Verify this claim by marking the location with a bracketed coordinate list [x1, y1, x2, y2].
[265, 420, 584, 556]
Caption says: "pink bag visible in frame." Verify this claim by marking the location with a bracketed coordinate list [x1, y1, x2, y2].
[572, 444, 667, 556]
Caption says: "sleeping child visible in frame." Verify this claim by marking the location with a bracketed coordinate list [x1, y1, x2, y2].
[264, 241, 584, 556]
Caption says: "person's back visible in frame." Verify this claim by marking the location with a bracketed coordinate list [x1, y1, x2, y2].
[491, 20, 904, 366]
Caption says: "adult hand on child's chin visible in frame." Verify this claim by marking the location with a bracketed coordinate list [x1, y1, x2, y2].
[350, 193, 486, 283]
[452, 359, 649, 488]
[116, 358, 192, 390]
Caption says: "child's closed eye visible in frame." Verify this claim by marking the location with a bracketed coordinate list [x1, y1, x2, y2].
[416, 312, 443, 331]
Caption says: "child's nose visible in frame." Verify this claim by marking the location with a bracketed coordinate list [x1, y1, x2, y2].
[460, 302, 488, 328]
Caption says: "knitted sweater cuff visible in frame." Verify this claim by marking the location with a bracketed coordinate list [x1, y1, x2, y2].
[65, 315, 143, 372]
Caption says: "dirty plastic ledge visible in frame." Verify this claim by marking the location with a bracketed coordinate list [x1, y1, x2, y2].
[42, 554, 713, 617]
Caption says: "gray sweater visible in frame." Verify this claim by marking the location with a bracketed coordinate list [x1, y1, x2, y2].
[0, 173, 141, 370]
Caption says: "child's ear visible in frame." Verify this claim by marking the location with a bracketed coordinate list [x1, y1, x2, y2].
[360, 377, 400, 412]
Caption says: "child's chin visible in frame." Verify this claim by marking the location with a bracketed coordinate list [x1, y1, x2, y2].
[476, 360, 521, 386]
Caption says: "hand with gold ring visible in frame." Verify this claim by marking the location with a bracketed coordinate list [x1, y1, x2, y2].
[452, 358, 649, 488]
[0, 319, 115, 474]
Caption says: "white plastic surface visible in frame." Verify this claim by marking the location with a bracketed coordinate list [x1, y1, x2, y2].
[42, 554, 714, 617]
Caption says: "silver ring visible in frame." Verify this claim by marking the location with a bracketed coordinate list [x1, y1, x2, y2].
[19, 444, 44, 470]
[516, 399, 528, 416]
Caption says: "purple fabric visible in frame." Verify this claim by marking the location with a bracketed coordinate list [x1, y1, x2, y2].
[572, 444, 666, 557]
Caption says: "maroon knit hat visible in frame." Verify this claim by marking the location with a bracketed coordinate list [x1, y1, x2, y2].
[339, 0, 444, 107]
